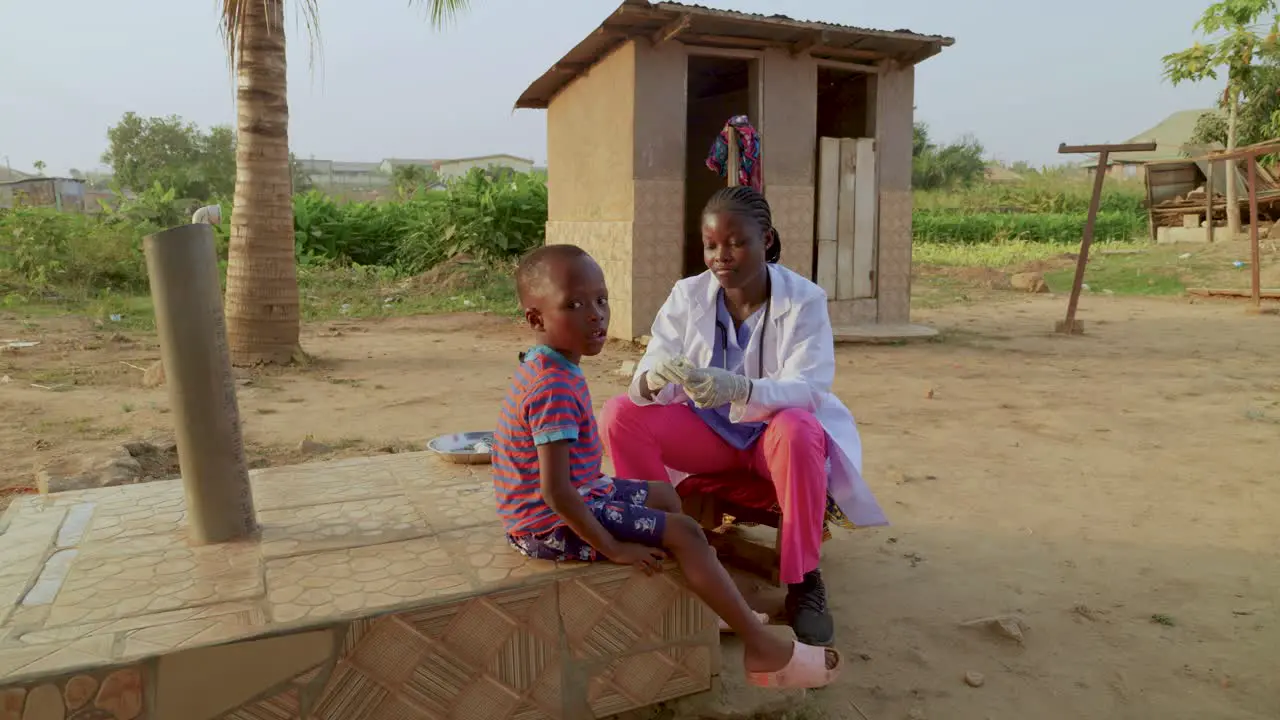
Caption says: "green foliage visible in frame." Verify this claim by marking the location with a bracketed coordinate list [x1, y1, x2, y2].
[912, 123, 986, 190]
[392, 164, 441, 196]
[1189, 63, 1280, 149]
[913, 210, 1145, 245]
[1163, 1, 1280, 152]
[101, 113, 237, 201]
[32, 161, 46, 175]
[394, 169, 548, 273]
[0, 206, 149, 298]
[915, 179, 1147, 215]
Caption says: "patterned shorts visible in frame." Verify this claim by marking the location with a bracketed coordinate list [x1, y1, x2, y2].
[508, 479, 667, 562]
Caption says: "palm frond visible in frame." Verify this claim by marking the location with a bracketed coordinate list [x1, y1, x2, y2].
[409, 0, 471, 29]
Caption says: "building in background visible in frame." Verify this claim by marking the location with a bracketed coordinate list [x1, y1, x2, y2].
[0, 177, 87, 211]
[516, 0, 951, 339]
[1081, 109, 1218, 182]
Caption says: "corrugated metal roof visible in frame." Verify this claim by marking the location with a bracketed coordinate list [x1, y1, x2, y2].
[1080, 109, 1219, 167]
[515, 0, 954, 110]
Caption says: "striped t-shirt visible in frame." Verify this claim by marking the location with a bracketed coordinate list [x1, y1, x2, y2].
[492, 345, 613, 537]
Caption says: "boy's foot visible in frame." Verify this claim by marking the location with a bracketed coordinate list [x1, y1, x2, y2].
[785, 569, 834, 646]
[747, 642, 842, 689]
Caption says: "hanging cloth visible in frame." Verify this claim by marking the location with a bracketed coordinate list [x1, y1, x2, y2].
[705, 115, 762, 191]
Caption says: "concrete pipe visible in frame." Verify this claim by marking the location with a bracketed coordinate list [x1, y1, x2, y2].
[144, 223, 257, 544]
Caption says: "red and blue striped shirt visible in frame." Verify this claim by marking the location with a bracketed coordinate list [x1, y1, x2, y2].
[492, 345, 612, 537]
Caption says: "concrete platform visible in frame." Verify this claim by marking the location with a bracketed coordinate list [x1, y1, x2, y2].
[831, 323, 939, 343]
[0, 453, 717, 719]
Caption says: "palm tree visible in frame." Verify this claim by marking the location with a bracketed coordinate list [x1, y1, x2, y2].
[218, 0, 468, 365]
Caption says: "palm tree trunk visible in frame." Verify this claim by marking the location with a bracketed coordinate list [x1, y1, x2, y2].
[1226, 85, 1242, 237]
[224, 0, 301, 365]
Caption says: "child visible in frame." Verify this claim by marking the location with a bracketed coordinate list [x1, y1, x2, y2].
[491, 244, 842, 690]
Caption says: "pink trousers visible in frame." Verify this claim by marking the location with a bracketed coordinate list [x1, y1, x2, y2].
[599, 395, 827, 584]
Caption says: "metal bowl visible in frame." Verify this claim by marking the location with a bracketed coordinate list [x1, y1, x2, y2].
[427, 431, 496, 465]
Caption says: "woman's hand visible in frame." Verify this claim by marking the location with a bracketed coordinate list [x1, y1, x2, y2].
[684, 367, 752, 409]
[643, 356, 694, 395]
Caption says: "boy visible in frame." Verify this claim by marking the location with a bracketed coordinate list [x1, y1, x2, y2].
[490, 244, 840, 689]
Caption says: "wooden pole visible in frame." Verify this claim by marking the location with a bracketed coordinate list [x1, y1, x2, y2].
[1057, 150, 1110, 334]
[1055, 140, 1155, 334]
[726, 127, 741, 187]
[1248, 155, 1262, 309]
[1205, 160, 1215, 243]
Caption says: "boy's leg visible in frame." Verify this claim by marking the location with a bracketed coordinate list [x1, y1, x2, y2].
[597, 496, 835, 677]
[643, 481, 683, 514]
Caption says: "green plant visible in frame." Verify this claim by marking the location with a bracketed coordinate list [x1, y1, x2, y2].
[913, 210, 1145, 245]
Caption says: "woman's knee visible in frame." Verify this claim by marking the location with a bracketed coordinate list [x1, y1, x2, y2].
[770, 409, 824, 443]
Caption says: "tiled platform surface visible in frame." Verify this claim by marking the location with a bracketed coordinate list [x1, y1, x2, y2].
[0, 453, 718, 719]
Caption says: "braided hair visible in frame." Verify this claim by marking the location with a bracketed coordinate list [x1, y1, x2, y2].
[703, 186, 782, 263]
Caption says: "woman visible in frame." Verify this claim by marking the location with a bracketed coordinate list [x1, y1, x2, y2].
[600, 186, 887, 647]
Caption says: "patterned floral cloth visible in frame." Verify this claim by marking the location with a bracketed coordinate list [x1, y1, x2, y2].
[705, 115, 763, 191]
[506, 479, 667, 562]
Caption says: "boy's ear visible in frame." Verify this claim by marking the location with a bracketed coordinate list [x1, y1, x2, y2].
[524, 307, 544, 331]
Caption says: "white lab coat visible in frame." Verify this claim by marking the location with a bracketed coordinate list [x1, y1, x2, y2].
[627, 263, 888, 528]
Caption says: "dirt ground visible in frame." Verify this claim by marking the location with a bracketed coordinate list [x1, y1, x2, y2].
[2, 292, 1279, 719]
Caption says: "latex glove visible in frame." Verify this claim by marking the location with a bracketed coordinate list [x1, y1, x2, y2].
[643, 356, 694, 394]
[684, 366, 752, 409]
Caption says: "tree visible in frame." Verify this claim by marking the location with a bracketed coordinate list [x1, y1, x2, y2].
[68, 168, 84, 180]
[219, 0, 469, 365]
[392, 163, 440, 195]
[101, 113, 236, 200]
[912, 122, 986, 190]
[32, 161, 46, 175]
[1189, 62, 1280, 154]
[1163, 0, 1280, 236]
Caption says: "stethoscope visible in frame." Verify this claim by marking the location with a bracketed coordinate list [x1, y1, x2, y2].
[714, 274, 771, 379]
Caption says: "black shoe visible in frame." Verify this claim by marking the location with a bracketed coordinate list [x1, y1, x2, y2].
[785, 569, 834, 646]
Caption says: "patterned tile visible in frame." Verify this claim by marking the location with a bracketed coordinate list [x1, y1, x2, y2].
[403, 482, 499, 535]
[263, 537, 469, 625]
[250, 466, 401, 512]
[436, 527, 561, 588]
[45, 542, 262, 628]
[0, 507, 63, 579]
[258, 496, 430, 559]
[0, 452, 716, 719]
[877, 189, 913, 323]
[768, 184, 816, 281]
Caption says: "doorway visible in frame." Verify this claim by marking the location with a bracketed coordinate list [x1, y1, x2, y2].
[684, 54, 759, 277]
[816, 67, 873, 139]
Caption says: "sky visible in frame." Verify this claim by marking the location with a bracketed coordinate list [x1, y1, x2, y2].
[0, 0, 1227, 177]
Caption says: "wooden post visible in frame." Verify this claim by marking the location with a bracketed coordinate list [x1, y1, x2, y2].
[1055, 142, 1157, 334]
[1205, 160, 1215, 243]
[726, 127, 741, 188]
[1247, 155, 1262, 309]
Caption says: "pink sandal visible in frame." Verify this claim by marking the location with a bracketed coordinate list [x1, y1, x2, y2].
[717, 611, 770, 633]
[747, 642, 842, 689]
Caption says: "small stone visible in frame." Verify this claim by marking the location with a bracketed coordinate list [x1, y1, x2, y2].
[298, 438, 331, 455]
[964, 671, 985, 688]
[926, 388, 934, 399]
[615, 360, 638, 377]
[637, 335, 652, 347]
[141, 360, 165, 388]
[1010, 272, 1048, 293]
[907, 707, 927, 720]
[0, 375, 10, 384]
[960, 614, 1029, 644]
